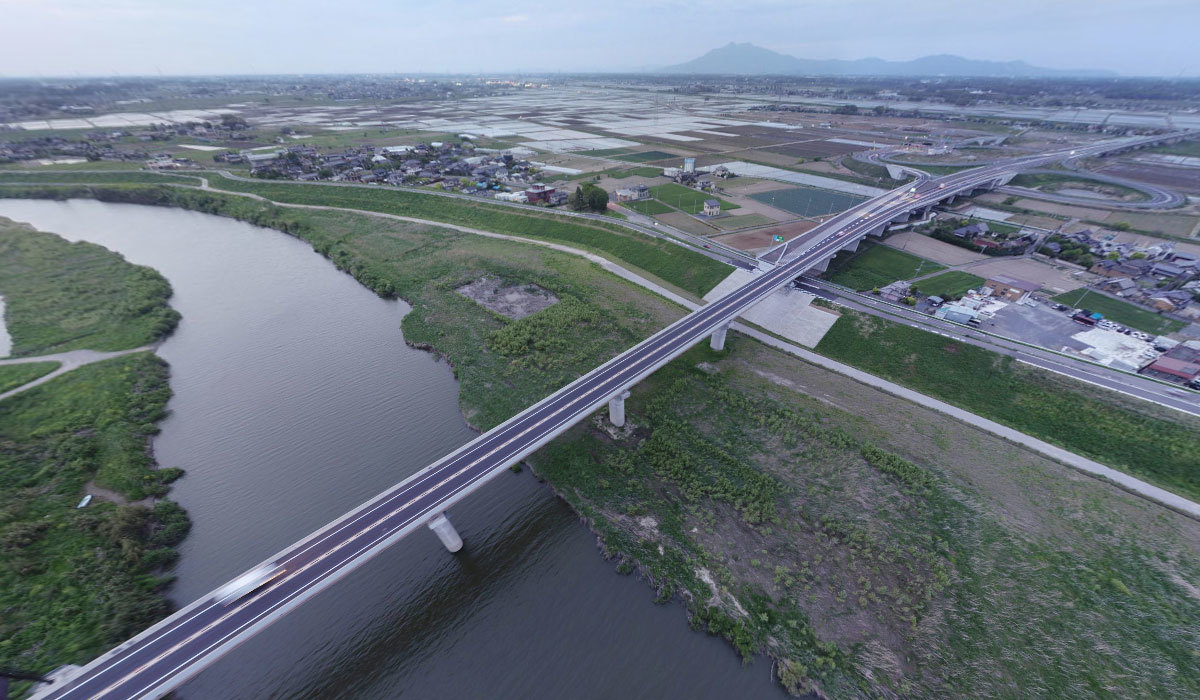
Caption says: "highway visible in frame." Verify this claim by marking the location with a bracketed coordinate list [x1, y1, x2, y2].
[41, 133, 1184, 700]
[795, 278, 1200, 416]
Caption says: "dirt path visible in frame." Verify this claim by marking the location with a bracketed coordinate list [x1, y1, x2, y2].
[0, 345, 157, 402]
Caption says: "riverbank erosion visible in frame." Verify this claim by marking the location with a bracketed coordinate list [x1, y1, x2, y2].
[0, 218, 188, 694]
[2, 188, 1199, 697]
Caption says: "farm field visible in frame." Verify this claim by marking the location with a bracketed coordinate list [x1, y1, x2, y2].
[1052, 289, 1186, 335]
[748, 185, 867, 217]
[649, 183, 739, 215]
[615, 150, 678, 163]
[824, 242, 944, 291]
[622, 198, 673, 216]
[882, 232, 987, 265]
[913, 271, 986, 299]
[710, 213, 776, 230]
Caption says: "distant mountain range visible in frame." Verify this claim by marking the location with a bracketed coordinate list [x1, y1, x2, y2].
[659, 43, 1116, 78]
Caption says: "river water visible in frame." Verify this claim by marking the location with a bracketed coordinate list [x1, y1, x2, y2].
[0, 199, 784, 699]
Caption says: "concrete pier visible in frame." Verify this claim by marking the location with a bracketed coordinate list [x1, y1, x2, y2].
[608, 390, 631, 427]
[427, 512, 463, 552]
[710, 323, 729, 351]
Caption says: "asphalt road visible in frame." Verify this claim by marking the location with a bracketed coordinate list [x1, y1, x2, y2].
[43, 134, 1183, 700]
[796, 279, 1200, 416]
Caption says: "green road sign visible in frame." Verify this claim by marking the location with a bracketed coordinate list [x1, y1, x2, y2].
[772, 234, 785, 242]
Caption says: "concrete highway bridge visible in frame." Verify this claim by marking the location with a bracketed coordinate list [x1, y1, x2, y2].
[37, 132, 1186, 700]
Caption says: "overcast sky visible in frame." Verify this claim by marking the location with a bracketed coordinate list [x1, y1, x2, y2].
[2, 0, 1196, 78]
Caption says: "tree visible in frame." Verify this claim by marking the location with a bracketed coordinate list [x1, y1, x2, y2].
[568, 186, 585, 211]
[583, 184, 609, 212]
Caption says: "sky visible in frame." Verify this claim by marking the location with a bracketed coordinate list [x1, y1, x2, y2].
[1, 0, 1196, 78]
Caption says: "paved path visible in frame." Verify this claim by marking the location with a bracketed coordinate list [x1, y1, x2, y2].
[0, 346, 157, 402]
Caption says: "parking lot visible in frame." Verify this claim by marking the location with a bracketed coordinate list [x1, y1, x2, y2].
[984, 300, 1093, 352]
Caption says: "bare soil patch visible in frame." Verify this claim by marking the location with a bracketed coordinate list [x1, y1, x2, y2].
[456, 276, 559, 319]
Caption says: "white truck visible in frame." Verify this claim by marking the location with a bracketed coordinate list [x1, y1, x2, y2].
[214, 563, 285, 605]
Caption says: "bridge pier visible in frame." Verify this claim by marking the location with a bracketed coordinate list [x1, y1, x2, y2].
[427, 512, 463, 553]
[608, 390, 631, 427]
[710, 323, 729, 351]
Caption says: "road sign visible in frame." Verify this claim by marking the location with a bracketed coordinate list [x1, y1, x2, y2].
[772, 234, 785, 242]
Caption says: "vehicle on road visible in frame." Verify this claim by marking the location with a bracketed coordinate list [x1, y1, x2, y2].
[215, 563, 286, 605]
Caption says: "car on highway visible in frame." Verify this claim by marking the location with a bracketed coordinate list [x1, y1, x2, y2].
[215, 563, 286, 605]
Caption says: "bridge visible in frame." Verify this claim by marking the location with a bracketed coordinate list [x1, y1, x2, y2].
[40, 132, 1186, 700]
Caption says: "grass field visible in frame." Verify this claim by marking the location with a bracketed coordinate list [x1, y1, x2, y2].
[1052, 289, 1186, 335]
[608, 166, 663, 179]
[615, 150, 678, 163]
[816, 309, 1200, 501]
[0, 173, 731, 299]
[0, 171, 202, 186]
[0, 361, 59, 392]
[648, 183, 740, 215]
[1009, 173, 1148, 201]
[0, 218, 180, 356]
[824, 243, 944, 291]
[748, 186, 867, 217]
[579, 147, 636, 157]
[913, 271, 986, 299]
[622, 198, 673, 216]
[0, 354, 189, 691]
[1146, 140, 1200, 158]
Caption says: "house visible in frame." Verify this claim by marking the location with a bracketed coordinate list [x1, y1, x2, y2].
[1139, 342, 1200, 386]
[985, 275, 1040, 301]
[1099, 277, 1139, 296]
[935, 304, 980, 324]
[702, 199, 721, 216]
[953, 222, 989, 238]
[1147, 290, 1193, 312]
[524, 183, 555, 204]
[615, 184, 650, 202]
[878, 281, 911, 303]
[1151, 262, 1186, 279]
[548, 191, 569, 206]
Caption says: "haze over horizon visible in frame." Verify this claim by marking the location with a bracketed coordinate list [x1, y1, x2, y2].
[1, 0, 1197, 78]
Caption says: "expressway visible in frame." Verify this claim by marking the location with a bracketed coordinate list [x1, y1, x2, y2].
[40, 134, 1184, 700]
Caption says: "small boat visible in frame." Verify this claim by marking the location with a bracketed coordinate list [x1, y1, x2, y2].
[76, 494, 93, 509]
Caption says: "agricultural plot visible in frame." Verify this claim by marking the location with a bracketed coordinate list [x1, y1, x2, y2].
[1052, 289, 1186, 335]
[824, 243, 944, 291]
[615, 151, 679, 163]
[622, 199, 673, 216]
[913, 271, 986, 299]
[748, 185, 867, 217]
[648, 183, 739, 215]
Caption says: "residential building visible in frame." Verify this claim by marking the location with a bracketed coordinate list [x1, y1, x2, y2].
[702, 199, 721, 216]
[953, 222, 989, 238]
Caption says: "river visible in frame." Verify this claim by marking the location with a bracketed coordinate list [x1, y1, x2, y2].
[0, 199, 785, 699]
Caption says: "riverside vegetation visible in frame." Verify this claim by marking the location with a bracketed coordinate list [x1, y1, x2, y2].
[0, 362, 59, 393]
[0, 217, 180, 355]
[2, 182, 1199, 696]
[0, 219, 187, 694]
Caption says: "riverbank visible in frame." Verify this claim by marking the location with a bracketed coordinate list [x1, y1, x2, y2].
[0, 219, 188, 693]
[2, 191, 1199, 696]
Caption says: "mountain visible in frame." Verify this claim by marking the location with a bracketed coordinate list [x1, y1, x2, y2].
[660, 43, 1116, 78]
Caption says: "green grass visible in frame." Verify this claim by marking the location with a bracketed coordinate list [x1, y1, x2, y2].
[0, 354, 188, 689]
[710, 213, 777, 230]
[1145, 140, 1200, 158]
[0, 174, 732, 299]
[196, 174, 731, 298]
[0, 171, 202, 186]
[615, 150, 678, 163]
[0, 219, 180, 356]
[648, 183, 740, 215]
[622, 198, 674, 216]
[824, 243, 944, 291]
[815, 310, 1200, 500]
[913, 271, 986, 299]
[1052, 289, 1185, 335]
[579, 147, 636, 157]
[0, 362, 60, 393]
[608, 166, 663, 179]
[1009, 173, 1148, 200]
[748, 186, 867, 217]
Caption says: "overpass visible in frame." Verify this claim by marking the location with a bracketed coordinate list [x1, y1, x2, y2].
[39, 133, 1185, 700]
